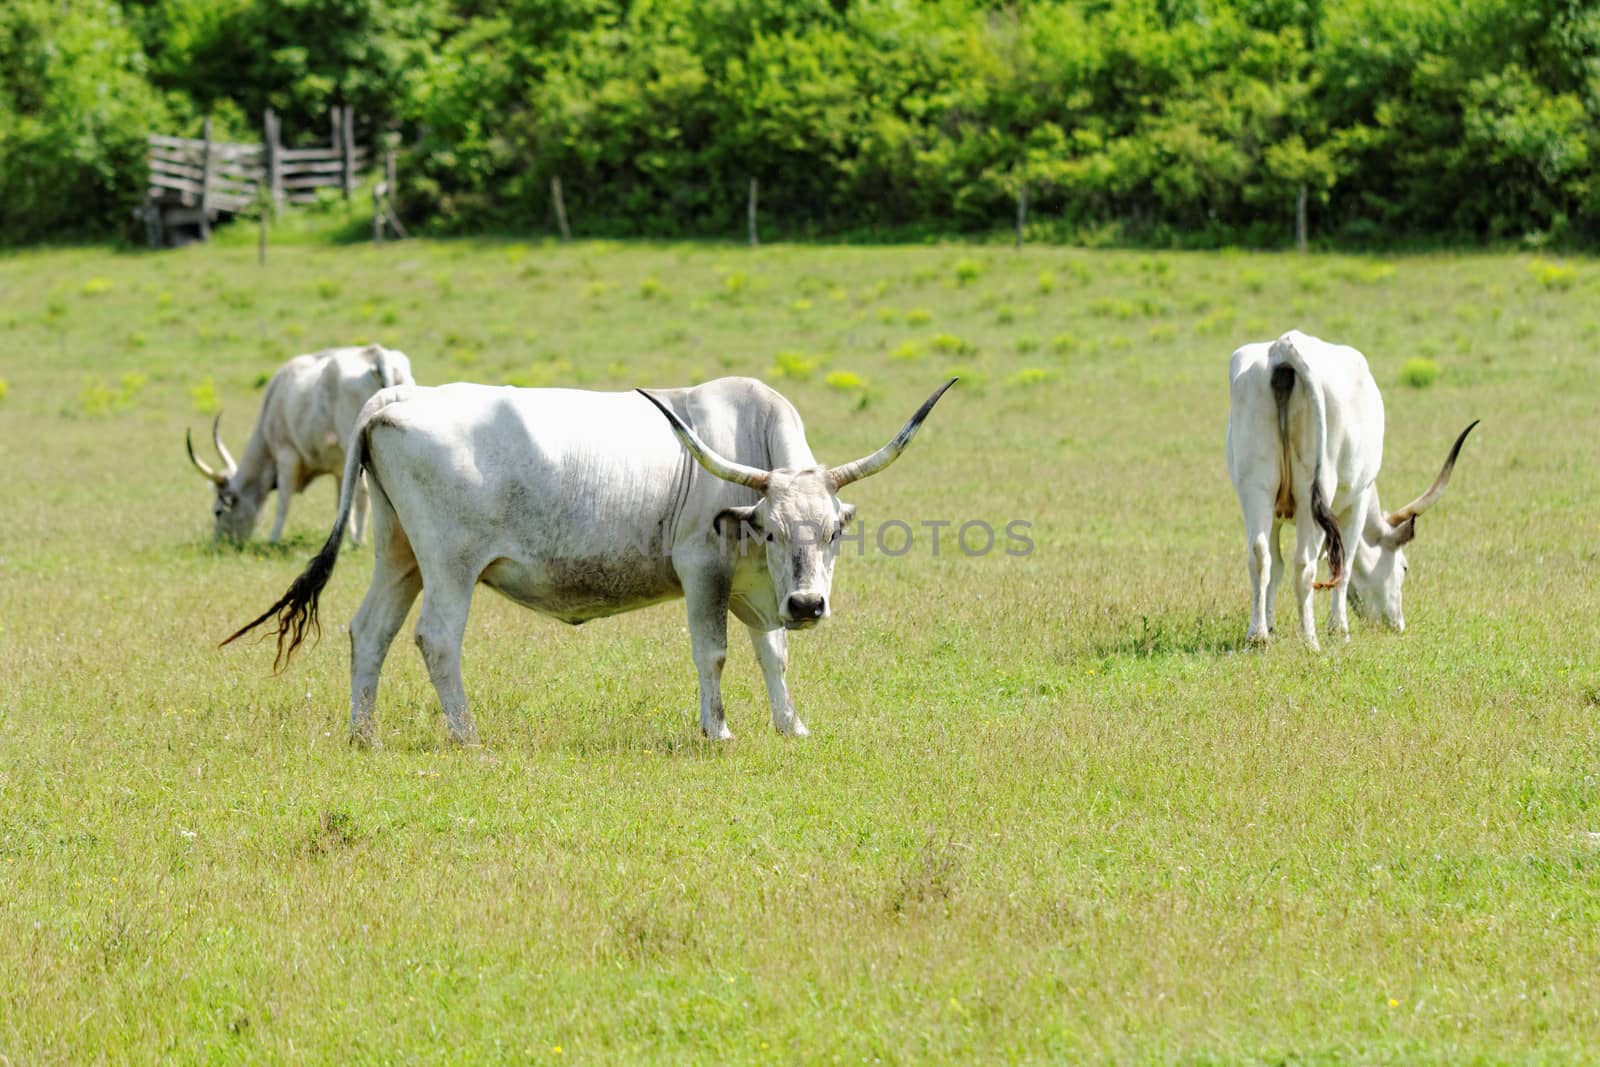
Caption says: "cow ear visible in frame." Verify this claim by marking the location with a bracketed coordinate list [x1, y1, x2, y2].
[713, 505, 761, 541]
[838, 501, 857, 527]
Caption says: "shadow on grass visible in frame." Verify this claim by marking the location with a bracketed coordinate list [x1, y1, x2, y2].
[173, 530, 363, 563]
[1093, 611, 1252, 661]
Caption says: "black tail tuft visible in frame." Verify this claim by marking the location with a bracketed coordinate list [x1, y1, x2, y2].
[1310, 479, 1345, 590]
[221, 523, 345, 672]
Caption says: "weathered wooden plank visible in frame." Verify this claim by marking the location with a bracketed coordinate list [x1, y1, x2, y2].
[278, 146, 341, 163]
[149, 133, 260, 159]
[210, 179, 261, 199]
[148, 133, 207, 150]
[280, 158, 349, 175]
[340, 103, 356, 199]
[281, 174, 344, 190]
[198, 117, 213, 241]
[150, 174, 206, 196]
[216, 161, 265, 180]
[264, 108, 283, 216]
[150, 158, 205, 181]
[150, 145, 203, 164]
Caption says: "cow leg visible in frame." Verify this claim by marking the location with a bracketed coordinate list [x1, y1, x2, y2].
[413, 574, 480, 745]
[683, 576, 733, 740]
[1291, 518, 1323, 652]
[348, 471, 371, 548]
[1241, 496, 1276, 644]
[1326, 506, 1364, 642]
[748, 625, 808, 737]
[1265, 518, 1285, 635]
[268, 453, 298, 542]
[347, 516, 420, 749]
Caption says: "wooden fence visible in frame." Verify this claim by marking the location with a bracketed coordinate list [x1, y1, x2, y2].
[142, 106, 377, 246]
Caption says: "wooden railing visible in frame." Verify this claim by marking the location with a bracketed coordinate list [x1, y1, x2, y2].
[143, 107, 376, 245]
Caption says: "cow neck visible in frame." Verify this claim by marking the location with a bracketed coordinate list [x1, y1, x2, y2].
[228, 426, 278, 497]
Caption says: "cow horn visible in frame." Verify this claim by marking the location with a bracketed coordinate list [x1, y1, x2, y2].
[828, 378, 957, 490]
[637, 389, 771, 491]
[1386, 420, 1479, 525]
[186, 429, 228, 486]
[211, 413, 238, 477]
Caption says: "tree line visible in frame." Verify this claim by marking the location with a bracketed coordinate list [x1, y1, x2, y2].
[2, 0, 1596, 247]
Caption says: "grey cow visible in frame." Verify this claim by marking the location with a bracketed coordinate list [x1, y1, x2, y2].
[224, 376, 956, 747]
[186, 344, 414, 544]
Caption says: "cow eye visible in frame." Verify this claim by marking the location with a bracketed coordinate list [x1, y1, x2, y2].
[765, 531, 775, 544]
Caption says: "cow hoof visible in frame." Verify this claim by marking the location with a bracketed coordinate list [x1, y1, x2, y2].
[1246, 631, 1271, 647]
[349, 729, 382, 751]
[702, 723, 734, 741]
[776, 719, 809, 738]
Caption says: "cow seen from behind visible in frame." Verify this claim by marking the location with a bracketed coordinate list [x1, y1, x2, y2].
[1226, 330, 1477, 649]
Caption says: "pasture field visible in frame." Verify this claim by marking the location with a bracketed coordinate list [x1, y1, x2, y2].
[2, 233, 1599, 1063]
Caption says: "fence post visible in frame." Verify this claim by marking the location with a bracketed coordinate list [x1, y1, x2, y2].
[340, 104, 356, 201]
[748, 178, 759, 248]
[550, 176, 571, 241]
[1295, 184, 1308, 253]
[263, 108, 283, 218]
[198, 116, 214, 241]
[1015, 181, 1028, 251]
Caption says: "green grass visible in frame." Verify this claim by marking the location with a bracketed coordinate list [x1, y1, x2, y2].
[2, 237, 1599, 1062]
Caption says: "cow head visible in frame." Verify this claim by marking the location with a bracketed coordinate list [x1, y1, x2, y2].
[641, 379, 956, 630]
[185, 414, 256, 541]
[1349, 420, 1478, 631]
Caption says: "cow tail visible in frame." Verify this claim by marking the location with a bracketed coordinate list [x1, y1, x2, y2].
[220, 402, 376, 670]
[1269, 333, 1344, 590]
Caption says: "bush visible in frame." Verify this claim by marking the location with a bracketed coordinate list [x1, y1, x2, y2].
[8, 0, 1600, 246]
[1399, 357, 1442, 389]
[0, 0, 171, 243]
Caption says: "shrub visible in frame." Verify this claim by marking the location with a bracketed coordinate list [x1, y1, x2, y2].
[773, 351, 817, 379]
[1399, 357, 1442, 388]
[190, 376, 220, 415]
[1007, 368, 1054, 389]
[1531, 261, 1577, 290]
[931, 333, 975, 356]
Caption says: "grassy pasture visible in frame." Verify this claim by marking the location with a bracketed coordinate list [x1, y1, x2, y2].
[1, 234, 1599, 1063]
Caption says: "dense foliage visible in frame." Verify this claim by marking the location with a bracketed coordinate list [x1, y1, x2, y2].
[2, 0, 1598, 245]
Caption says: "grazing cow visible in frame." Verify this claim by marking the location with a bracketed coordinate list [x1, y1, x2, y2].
[1226, 330, 1477, 649]
[223, 376, 956, 747]
[186, 344, 414, 544]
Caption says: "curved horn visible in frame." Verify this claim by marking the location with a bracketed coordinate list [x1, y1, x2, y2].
[637, 389, 771, 491]
[211, 413, 238, 477]
[828, 378, 958, 490]
[1386, 419, 1479, 525]
[186, 429, 228, 486]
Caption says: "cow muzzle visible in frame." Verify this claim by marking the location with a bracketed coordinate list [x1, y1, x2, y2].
[782, 592, 827, 629]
